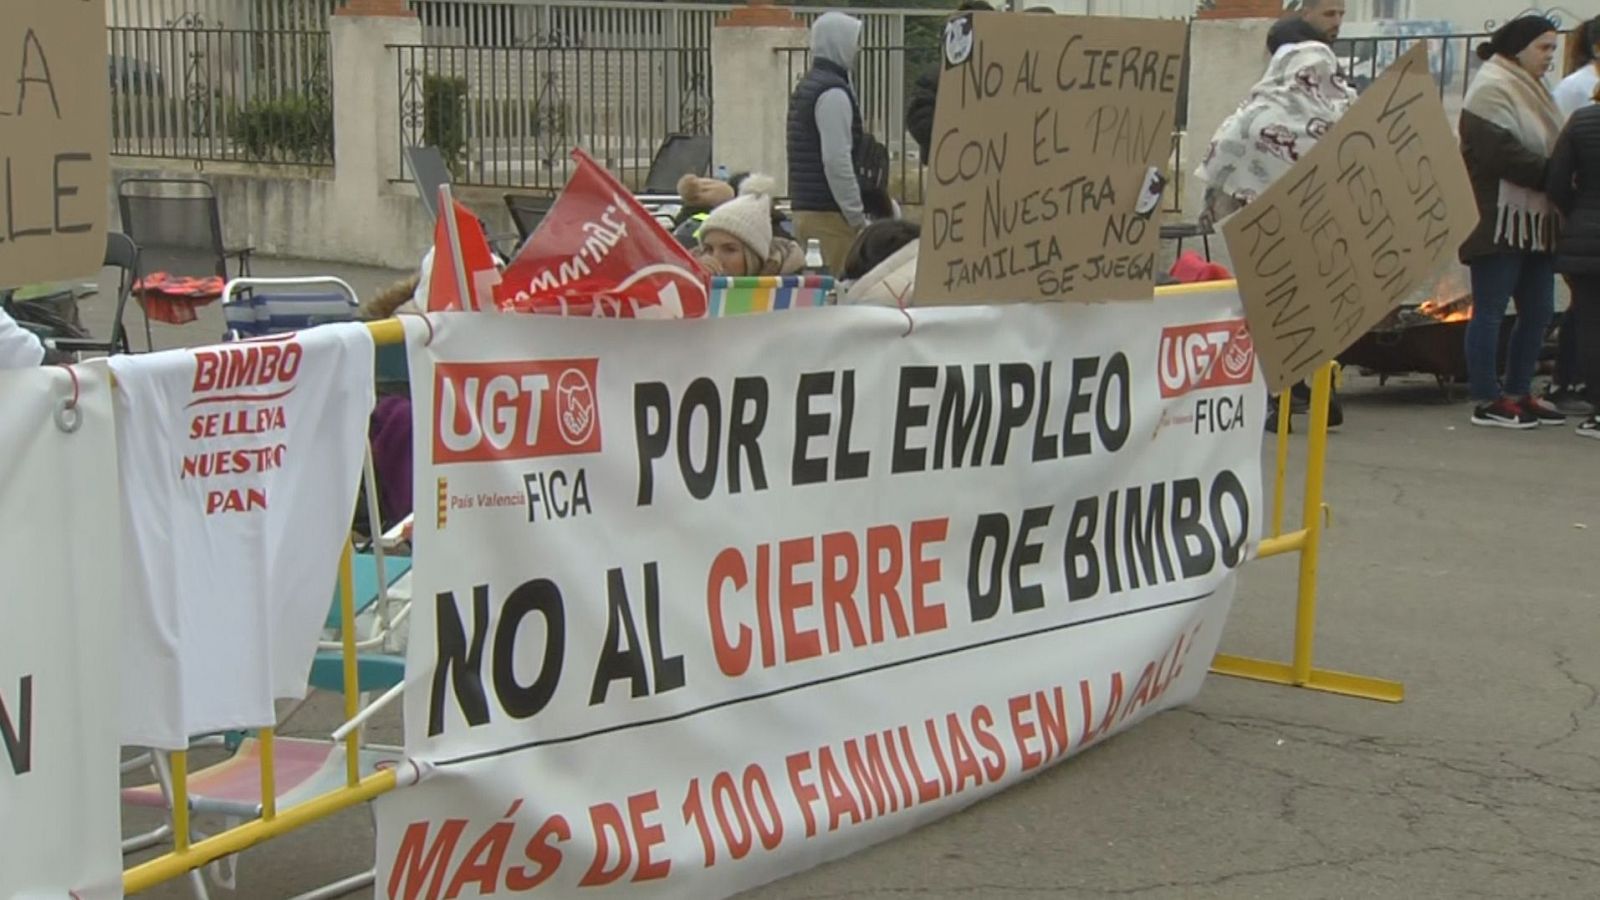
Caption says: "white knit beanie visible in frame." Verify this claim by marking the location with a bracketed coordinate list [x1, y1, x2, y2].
[700, 175, 776, 260]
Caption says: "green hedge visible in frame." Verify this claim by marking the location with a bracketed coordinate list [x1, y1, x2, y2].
[229, 93, 333, 163]
[424, 75, 469, 176]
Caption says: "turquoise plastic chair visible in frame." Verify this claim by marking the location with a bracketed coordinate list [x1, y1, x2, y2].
[323, 551, 412, 630]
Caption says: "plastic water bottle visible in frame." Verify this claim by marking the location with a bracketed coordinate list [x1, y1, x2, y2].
[715, 163, 729, 181]
[803, 239, 826, 276]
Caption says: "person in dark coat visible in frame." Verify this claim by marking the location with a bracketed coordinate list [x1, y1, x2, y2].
[1458, 17, 1565, 429]
[906, 1, 997, 164]
[1546, 84, 1600, 438]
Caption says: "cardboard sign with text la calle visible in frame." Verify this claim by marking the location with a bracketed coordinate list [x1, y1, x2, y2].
[1222, 43, 1478, 393]
[1, 1, 110, 285]
[915, 13, 1186, 306]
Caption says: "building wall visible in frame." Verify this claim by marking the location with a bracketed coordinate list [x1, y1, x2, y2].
[1176, 17, 1275, 268]
[1035, 0, 1198, 16]
[1346, 0, 1579, 32]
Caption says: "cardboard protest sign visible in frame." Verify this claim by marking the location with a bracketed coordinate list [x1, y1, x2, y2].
[915, 13, 1186, 306]
[1222, 43, 1478, 392]
[0, 1, 110, 285]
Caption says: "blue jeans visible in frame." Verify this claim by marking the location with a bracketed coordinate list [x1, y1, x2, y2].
[1467, 253, 1555, 402]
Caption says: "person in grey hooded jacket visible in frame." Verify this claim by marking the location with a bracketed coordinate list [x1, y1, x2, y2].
[787, 12, 867, 275]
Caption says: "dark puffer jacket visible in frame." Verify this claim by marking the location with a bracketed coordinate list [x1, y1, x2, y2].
[786, 60, 865, 212]
[1547, 104, 1600, 274]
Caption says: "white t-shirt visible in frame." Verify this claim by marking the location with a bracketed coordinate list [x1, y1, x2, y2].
[1555, 64, 1600, 120]
[108, 323, 375, 749]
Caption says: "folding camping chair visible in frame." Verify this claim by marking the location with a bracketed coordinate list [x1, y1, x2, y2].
[51, 231, 147, 356]
[640, 133, 713, 196]
[120, 649, 407, 899]
[118, 178, 253, 331]
[218, 277, 413, 651]
[1161, 222, 1215, 262]
[219, 276, 361, 341]
[405, 146, 520, 257]
[504, 191, 555, 242]
[119, 503, 410, 899]
[404, 146, 453, 223]
[708, 275, 836, 317]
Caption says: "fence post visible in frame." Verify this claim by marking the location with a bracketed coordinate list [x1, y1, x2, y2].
[328, 0, 422, 260]
[711, 1, 807, 189]
[1180, 17, 1275, 233]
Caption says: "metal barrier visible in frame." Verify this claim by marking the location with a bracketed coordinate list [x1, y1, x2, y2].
[1333, 30, 1490, 127]
[121, 295, 1401, 893]
[1210, 355, 1406, 704]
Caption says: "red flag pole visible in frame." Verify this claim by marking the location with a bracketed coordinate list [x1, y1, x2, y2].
[438, 184, 477, 312]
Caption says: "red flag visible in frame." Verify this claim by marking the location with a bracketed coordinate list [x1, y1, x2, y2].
[427, 189, 501, 313]
[493, 148, 709, 319]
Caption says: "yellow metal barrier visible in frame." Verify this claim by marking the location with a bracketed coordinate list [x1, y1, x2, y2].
[1210, 361, 1405, 703]
[123, 320, 407, 895]
[121, 301, 1403, 893]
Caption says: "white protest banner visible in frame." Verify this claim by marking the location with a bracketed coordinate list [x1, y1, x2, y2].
[0, 1, 111, 285]
[377, 293, 1263, 898]
[1222, 43, 1478, 392]
[0, 365, 124, 900]
[914, 13, 1186, 306]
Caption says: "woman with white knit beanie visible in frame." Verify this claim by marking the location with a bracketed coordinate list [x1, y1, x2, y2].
[694, 175, 805, 277]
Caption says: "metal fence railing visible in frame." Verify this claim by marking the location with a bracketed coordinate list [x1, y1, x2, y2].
[109, 26, 334, 166]
[384, 2, 931, 191]
[1333, 31, 1493, 127]
[107, 0, 335, 29]
[391, 42, 712, 190]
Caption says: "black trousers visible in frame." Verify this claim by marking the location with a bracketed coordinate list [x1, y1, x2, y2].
[1559, 276, 1582, 388]
[1564, 274, 1600, 403]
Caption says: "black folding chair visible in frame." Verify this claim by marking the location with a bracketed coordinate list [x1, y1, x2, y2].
[640, 134, 713, 196]
[117, 177, 253, 281]
[503, 193, 554, 243]
[1160, 222, 1215, 262]
[406, 145, 519, 258]
[53, 232, 145, 357]
[405, 146, 453, 223]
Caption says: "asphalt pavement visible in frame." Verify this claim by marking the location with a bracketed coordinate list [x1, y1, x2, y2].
[83, 269, 1599, 899]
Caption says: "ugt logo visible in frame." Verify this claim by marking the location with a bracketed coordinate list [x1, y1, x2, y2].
[434, 358, 603, 464]
[556, 367, 596, 446]
[1158, 319, 1256, 399]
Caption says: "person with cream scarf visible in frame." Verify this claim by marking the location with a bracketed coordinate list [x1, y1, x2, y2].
[1458, 16, 1565, 429]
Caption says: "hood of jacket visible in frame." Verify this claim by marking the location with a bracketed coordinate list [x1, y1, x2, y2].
[811, 12, 863, 74]
[843, 241, 918, 307]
